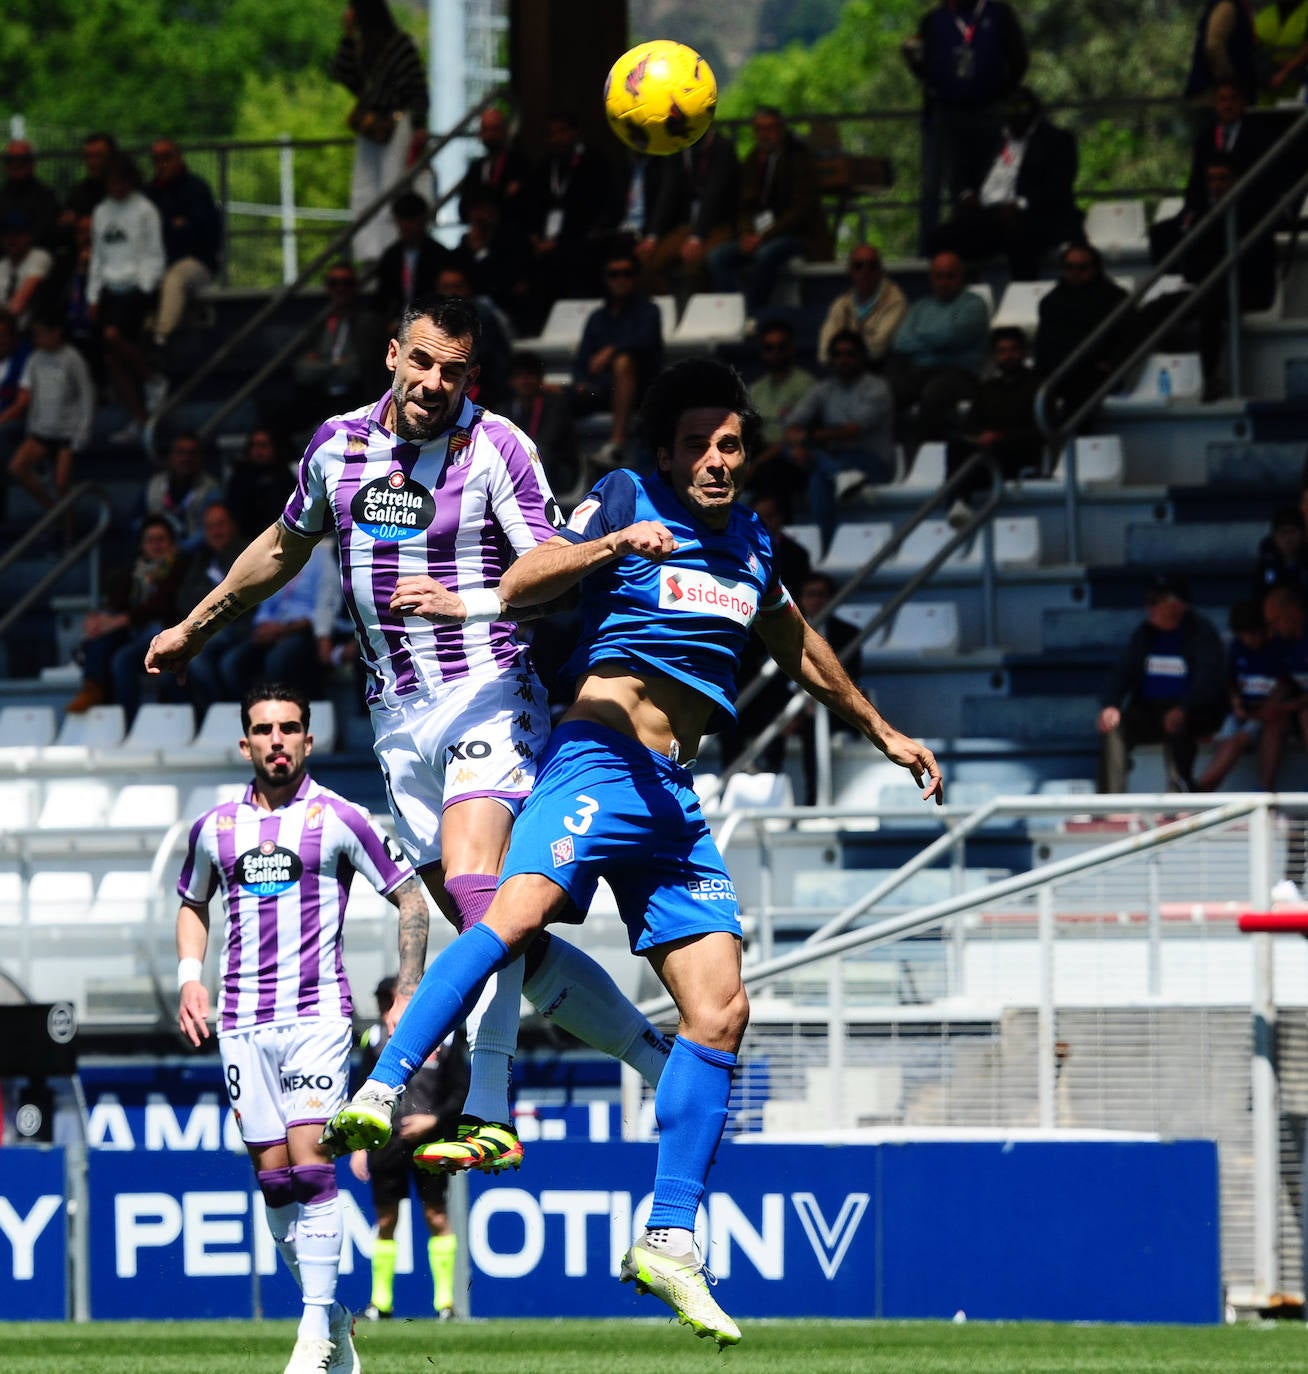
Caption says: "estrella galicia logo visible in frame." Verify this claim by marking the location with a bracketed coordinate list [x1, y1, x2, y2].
[350, 469, 436, 541]
[236, 840, 303, 895]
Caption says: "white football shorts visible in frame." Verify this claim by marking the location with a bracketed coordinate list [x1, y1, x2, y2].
[369, 668, 551, 868]
[218, 1017, 353, 1147]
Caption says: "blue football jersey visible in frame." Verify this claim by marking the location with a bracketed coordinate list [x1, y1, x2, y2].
[558, 470, 790, 726]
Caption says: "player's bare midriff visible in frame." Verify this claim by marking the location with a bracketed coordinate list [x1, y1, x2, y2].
[565, 662, 715, 763]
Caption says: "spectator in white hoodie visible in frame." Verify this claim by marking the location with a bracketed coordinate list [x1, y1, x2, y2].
[89, 153, 164, 447]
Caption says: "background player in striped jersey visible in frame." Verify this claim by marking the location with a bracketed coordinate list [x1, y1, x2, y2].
[177, 683, 427, 1374]
[148, 295, 671, 1174]
[325, 358, 942, 1347]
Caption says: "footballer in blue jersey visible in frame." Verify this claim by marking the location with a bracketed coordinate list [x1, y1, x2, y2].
[326, 359, 943, 1346]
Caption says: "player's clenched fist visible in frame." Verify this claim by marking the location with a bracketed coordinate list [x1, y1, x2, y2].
[145, 624, 200, 675]
[615, 521, 678, 561]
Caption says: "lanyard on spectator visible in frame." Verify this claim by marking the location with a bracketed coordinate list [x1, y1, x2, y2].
[952, 0, 986, 43]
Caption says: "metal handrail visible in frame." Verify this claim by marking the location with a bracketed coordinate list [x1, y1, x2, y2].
[153, 89, 504, 443]
[722, 451, 1001, 785]
[0, 483, 111, 639]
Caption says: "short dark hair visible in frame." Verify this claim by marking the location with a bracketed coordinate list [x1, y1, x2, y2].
[826, 328, 868, 361]
[1062, 242, 1102, 271]
[139, 512, 179, 543]
[991, 326, 1028, 351]
[1230, 599, 1264, 633]
[508, 349, 544, 377]
[1144, 572, 1189, 605]
[399, 295, 482, 362]
[802, 571, 839, 599]
[757, 317, 794, 344]
[639, 358, 763, 460]
[240, 683, 311, 736]
[392, 191, 429, 220]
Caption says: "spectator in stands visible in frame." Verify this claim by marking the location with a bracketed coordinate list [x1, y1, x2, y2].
[206, 540, 343, 702]
[748, 318, 817, 493]
[0, 141, 61, 250]
[144, 431, 222, 553]
[570, 247, 663, 469]
[1096, 574, 1227, 792]
[1258, 583, 1308, 787]
[944, 326, 1043, 527]
[1253, 504, 1308, 597]
[817, 244, 909, 370]
[505, 350, 578, 495]
[1150, 82, 1273, 265]
[293, 262, 382, 431]
[147, 138, 222, 364]
[708, 106, 832, 317]
[618, 152, 665, 245]
[89, 153, 165, 447]
[177, 502, 251, 715]
[374, 192, 450, 335]
[330, 0, 431, 265]
[5, 315, 94, 527]
[928, 87, 1084, 281]
[60, 132, 116, 230]
[0, 212, 52, 331]
[886, 250, 989, 453]
[901, 0, 1028, 255]
[451, 186, 533, 335]
[784, 328, 895, 550]
[750, 491, 812, 599]
[636, 125, 740, 297]
[224, 426, 296, 543]
[1194, 599, 1281, 789]
[66, 513, 184, 716]
[1034, 243, 1129, 423]
[525, 110, 617, 308]
[434, 263, 511, 411]
[1187, 0, 1259, 103]
[456, 106, 529, 233]
[1254, 1, 1308, 99]
[0, 308, 31, 508]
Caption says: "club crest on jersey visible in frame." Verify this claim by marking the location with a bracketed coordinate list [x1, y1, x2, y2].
[305, 803, 324, 830]
[345, 433, 368, 455]
[235, 843, 304, 895]
[658, 566, 759, 626]
[551, 836, 574, 867]
[351, 471, 436, 541]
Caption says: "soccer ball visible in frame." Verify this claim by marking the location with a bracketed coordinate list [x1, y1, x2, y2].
[603, 40, 718, 156]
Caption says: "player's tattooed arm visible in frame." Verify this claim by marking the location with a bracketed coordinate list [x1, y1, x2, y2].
[188, 591, 244, 636]
[392, 877, 430, 1000]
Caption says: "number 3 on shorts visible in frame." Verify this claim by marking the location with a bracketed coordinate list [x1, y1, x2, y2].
[563, 795, 599, 835]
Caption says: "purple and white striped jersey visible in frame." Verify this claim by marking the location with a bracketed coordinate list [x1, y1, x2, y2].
[281, 393, 562, 707]
[177, 773, 414, 1032]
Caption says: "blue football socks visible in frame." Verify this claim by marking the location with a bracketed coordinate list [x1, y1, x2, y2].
[371, 922, 513, 1089]
[647, 1035, 737, 1231]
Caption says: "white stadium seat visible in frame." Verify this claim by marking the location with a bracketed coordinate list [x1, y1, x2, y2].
[782, 523, 824, 566]
[50, 704, 126, 751]
[89, 870, 155, 924]
[670, 293, 747, 346]
[717, 772, 794, 829]
[28, 870, 95, 924]
[1051, 435, 1124, 488]
[841, 602, 961, 656]
[993, 516, 1042, 568]
[887, 520, 981, 572]
[652, 294, 678, 339]
[1084, 199, 1149, 256]
[0, 780, 41, 831]
[967, 282, 995, 315]
[899, 442, 947, 493]
[991, 280, 1055, 333]
[121, 703, 196, 755]
[1152, 196, 1184, 224]
[189, 703, 245, 765]
[37, 779, 113, 830]
[309, 701, 337, 752]
[818, 522, 893, 574]
[109, 784, 180, 829]
[1107, 352, 1203, 407]
[517, 297, 599, 353]
[182, 783, 247, 820]
[0, 871, 21, 925]
[0, 704, 57, 749]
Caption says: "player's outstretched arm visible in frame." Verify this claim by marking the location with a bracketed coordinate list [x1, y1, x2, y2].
[145, 521, 320, 676]
[498, 522, 678, 607]
[176, 901, 212, 1046]
[755, 602, 944, 804]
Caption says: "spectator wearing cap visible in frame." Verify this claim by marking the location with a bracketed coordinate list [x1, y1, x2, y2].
[1096, 575, 1227, 792]
[1259, 584, 1308, 788]
[0, 211, 53, 330]
[817, 245, 909, 369]
[374, 192, 451, 335]
[0, 141, 61, 250]
[1194, 599, 1281, 790]
[1253, 504, 1308, 599]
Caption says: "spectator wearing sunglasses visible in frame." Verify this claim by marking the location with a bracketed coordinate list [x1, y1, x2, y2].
[817, 244, 908, 367]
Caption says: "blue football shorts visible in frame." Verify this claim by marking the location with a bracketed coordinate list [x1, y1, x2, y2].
[499, 718, 743, 953]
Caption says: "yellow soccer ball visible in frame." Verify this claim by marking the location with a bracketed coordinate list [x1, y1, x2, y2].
[603, 40, 718, 156]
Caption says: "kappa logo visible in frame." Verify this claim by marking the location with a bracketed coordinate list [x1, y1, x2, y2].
[792, 1192, 869, 1280]
[215, 815, 235, 831]
[550, 836, 574, 867]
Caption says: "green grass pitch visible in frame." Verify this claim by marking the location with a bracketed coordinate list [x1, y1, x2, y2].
[6, 1319, 1308, 1374]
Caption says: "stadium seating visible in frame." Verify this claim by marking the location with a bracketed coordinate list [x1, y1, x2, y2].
[1104, 352, 1204, 407]
[108, 784, 180, 829]
[0, 704, 56, 750]
[120, 704, 196, 757]
[1049, 434, 1125, 487]
[839, 601, 962, 656]
[992, 280, 1056, 333]
[49, 705, 126, 753]
[898, 442, 946, 493]
[188, 703, 245, 766]
[28, 870, 95, 924]
[713, 771, 795, 829]
[818, 522, 894, 574]
[516, 297, 598, 356]
[1084, 199, 1149, 257]
[0, 780, 41, 830]
[88, 870, 154, 924]
[669, 293, 747, 347]
[37, 780, 114, 830]
[181, 782, 246, 818]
